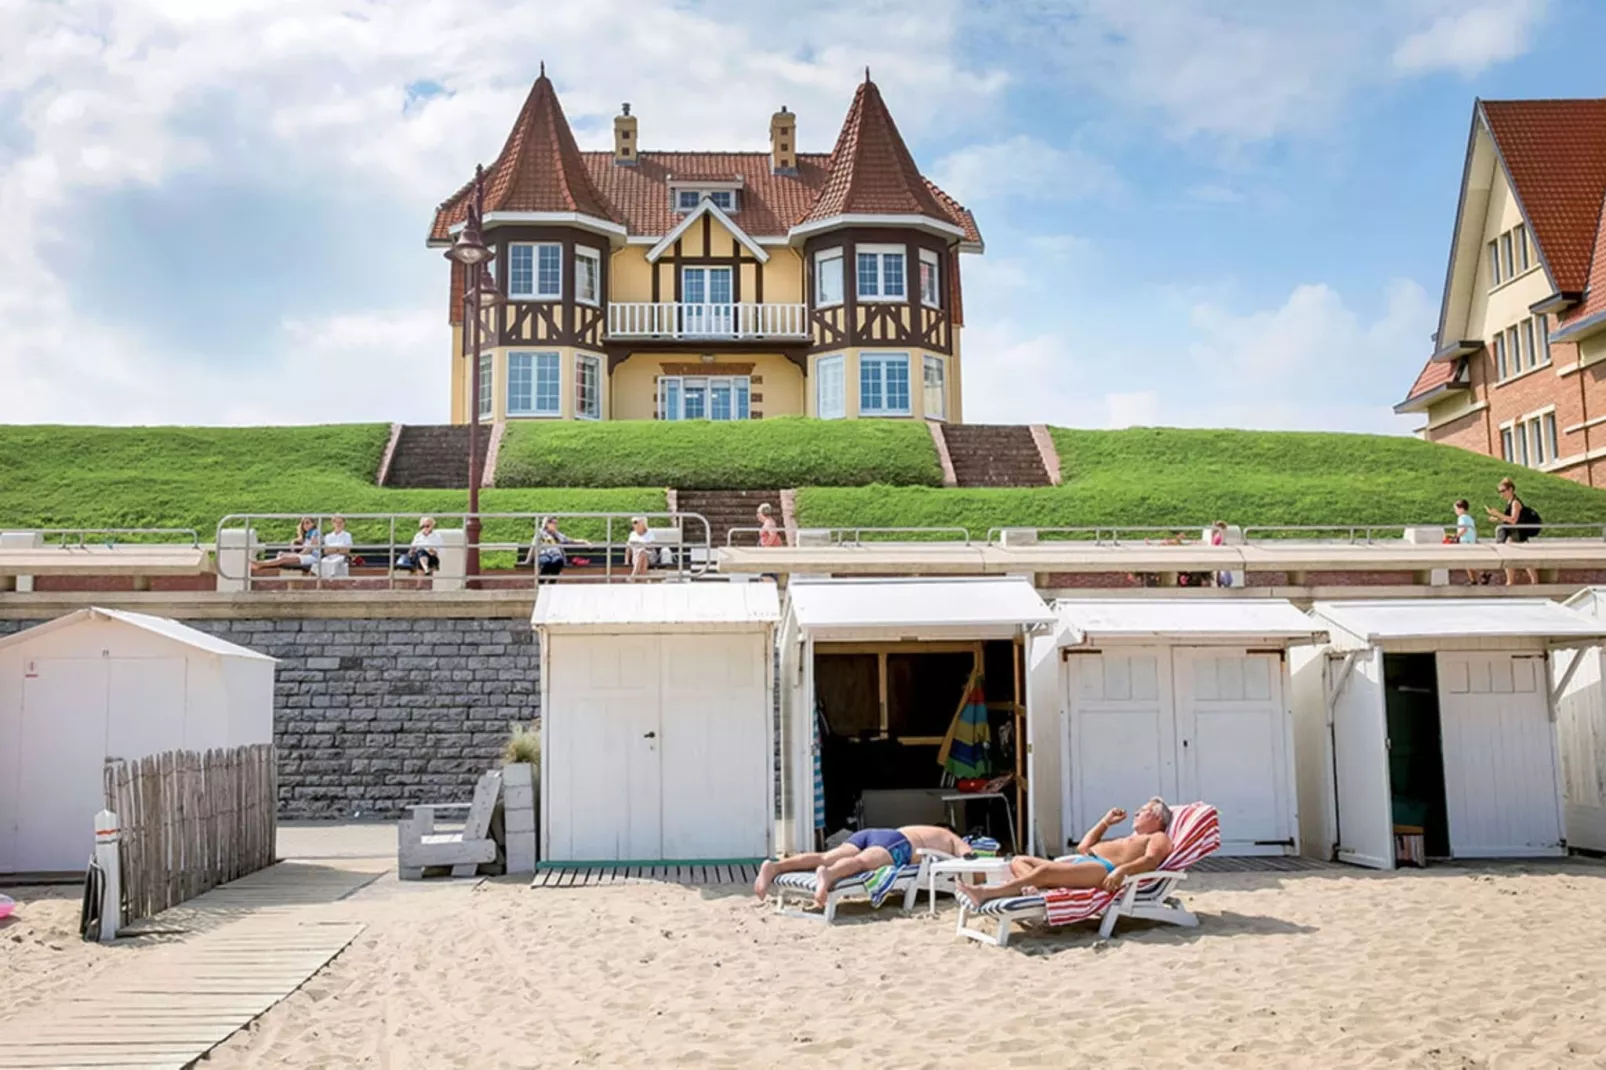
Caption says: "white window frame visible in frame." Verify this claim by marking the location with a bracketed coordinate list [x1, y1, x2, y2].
[676, 190, 701, 212]
[575, 246, 601, 307]
[658, 375, 750, 421]
[576, 352, 602, 421]
[1545, 411, 1559, 460]
[814, 247, 844, 308]
[1494, 333, 1508, 380]
[1538, 313, 1551, 365]
[709, 190, 737, 212]
[478, 350, 493, 419]
[1500, 424, 1515, 463]
[1522, 317, 1536, 372]
[507, 351, 562, 417]
[816, 354, 846, 419]
[922, 354, 946, 421]
[918, 248, 941, 308]
[858, 351, 912, 417]
[1488, 239, 1502, 288]
[856, 244, 907, 303]
[1500, 232, 1514, 281]
[673, 188, 739, 214]
[508, 242, 562, 300]
[1508, 325, 1523, 373]
[1514, 223, 1530, 272]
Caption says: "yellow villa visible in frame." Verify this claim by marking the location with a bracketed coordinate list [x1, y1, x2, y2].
[428, 70, 982, 424]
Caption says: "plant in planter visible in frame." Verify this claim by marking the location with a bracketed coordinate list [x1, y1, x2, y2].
[501, 722, 540, 874]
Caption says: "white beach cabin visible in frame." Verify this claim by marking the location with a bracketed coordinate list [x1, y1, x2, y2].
[1291, 599, 1606, 869]
[1550, 587, 1606, 852]
[1037, 599, 1325, 857]
[0, 607, 275, 876]
[533, 582, 780, 863]
[777, 577, 1056, 855]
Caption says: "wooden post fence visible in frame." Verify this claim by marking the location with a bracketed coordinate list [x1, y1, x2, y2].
[101, 744, 278, 926]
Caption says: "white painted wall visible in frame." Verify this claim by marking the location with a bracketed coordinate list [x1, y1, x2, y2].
[1556, 589, 1606, 852]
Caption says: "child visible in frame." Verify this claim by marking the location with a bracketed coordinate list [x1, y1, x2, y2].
[1453, 499, 1479, 585]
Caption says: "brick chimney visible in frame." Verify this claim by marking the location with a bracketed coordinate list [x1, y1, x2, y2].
[770, 105, 796, 174]
[614, 103, 638, 166]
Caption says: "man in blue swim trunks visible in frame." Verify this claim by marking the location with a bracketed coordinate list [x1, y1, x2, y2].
[956, 798, 1174, 908]
[755, 824, 970, 908]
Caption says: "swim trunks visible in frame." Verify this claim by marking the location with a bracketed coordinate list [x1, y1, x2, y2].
[846, 828, 914, 868]
[1066, 852, 1116, 874]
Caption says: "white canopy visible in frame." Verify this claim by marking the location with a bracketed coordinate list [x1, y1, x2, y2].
[0, 607, 273, 661]
[533, 581, 779, 631]
[1312, 599, 1606, 644]
[1054, 598, 1326, 647]
[786, 577, 1053, 639]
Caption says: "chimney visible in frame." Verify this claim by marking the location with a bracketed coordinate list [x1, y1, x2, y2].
[614, 103, 638, 166]
[770, 105, 796, 174]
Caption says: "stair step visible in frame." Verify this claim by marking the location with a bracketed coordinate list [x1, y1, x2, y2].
[384, 424, 492, 489]
[941, 424, 1051, 488]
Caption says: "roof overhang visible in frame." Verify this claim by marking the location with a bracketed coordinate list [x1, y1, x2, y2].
[788, 213, 968, 244]
[1313, 598, 1606, 647]
[786, 576, 1053, 641]
[1053, 598, 1327, 648]
[453, 212, 630, 245]
[532, 581, 780, 632]
[1430, 339, 1483, 363]
[1394, 380, 1469, 414]
[0, 606, 276, 661]
[1552, 305, 1606, 344]
[646, 199, 770, 263]
[1532, 291, 1584, 315]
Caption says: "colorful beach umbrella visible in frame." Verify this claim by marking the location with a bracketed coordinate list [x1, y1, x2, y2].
[937, 669, 991, 779]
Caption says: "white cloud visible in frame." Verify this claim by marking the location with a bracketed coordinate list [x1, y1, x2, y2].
[932, 136, 1120, 204]
[1104, 392, 1161, 429]
[1393, 0, 1548, 75]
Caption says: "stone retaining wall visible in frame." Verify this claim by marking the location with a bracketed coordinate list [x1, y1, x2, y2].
[0, 616, 539, 820]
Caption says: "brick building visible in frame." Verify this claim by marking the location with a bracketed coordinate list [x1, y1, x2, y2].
[1397, 97, 1606, 486]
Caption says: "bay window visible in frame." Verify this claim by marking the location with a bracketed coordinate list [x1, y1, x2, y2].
[816, 354, 845, 419]
[856, 245, 906, 301]
[859, 353, 911, 416]
[508, 242, 562, 300]
[815, 248, 844, 307]
[575, 246, 601, 306]
[508, 351, 561, 417]
[919, 249, 941, 308]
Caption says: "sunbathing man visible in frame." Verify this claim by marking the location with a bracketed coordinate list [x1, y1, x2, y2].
[956, 798, 1174, 907]
[754, 825, 971, 908]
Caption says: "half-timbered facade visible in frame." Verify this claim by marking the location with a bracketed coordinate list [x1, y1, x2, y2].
[429, 71, 982, 423]
[1398, 96, 1606, 486]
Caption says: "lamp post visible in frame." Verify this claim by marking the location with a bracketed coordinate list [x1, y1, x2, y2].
[445, 164, 500, 577]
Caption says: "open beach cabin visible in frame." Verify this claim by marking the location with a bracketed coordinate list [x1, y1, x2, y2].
[0, 607, 274, 876]
[1550, 588, 1606, 853]
[776, 577, 1055, 855]
[533, 582, 780, 863]
[1033, 599, 1324, 857]
[1291, 599, 1606, 869]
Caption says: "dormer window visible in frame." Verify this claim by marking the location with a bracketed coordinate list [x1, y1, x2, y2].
[674, 188, 738, 213]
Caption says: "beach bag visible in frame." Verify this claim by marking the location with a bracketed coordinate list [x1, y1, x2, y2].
[1518, 503, 1542, 536]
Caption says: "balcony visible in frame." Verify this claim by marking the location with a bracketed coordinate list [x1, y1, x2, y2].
[607, 302, 809, 341]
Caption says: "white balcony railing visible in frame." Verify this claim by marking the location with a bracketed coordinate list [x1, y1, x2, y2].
[607, 302, 809, 340]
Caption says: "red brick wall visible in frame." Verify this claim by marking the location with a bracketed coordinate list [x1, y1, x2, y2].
[1426, 405, 1489, 455]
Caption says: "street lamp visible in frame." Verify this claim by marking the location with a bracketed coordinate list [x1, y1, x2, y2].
[446, 164, 498, 577]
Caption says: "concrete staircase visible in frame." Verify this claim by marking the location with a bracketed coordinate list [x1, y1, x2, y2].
[674, 489, 784, 548]
[939, 424, 1052, 487]
[382, 425, 490, 489]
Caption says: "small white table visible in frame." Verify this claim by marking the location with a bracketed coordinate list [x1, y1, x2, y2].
[925, 856, 1015, 915]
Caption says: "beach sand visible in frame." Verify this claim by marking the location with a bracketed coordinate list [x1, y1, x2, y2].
[9, 860, 1606, 1068]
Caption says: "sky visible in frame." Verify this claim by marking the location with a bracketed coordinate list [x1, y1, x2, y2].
[1, 0, 1601, 432]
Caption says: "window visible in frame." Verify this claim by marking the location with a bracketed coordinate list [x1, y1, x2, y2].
[919, 249, 941, 308]
[682, 266, 734, 335]
[1522, 317, 1537, 372]
[1501, 426, 1515, 463]
[575, 246, 601, 306]
[658, 376, 750, 420]
[709, 190, 736, 212]
[1494, 333, 1508, 380]
[856, 245, 907, 301]
[1488, 224, 1536, 289]
[859, 353, 911, 416]
[923, 355, 946, 420]
[815, 248, 844, 307]
[1488, 239, 1502, 288]
[816, 355, 845, 419]
[1505, 410, 1560, 469]
[576, 354, 601, 420]
[1538, 314, 1551, 365]
[673, 189, 737, 213]
[1530, 420, 1546, 466]
[478, 351, 493, 419]
[1508, 325, 1523, 372]
[508, 242, 561, 299]
[676, 190, 701, 212]
[1514, 223, 1529, 271]
[1500, 232, 1514, 281]
[508, 351, 561, 416]
[1545, 412, 1559, 459]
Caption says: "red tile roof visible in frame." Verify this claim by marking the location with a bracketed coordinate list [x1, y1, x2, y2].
[1481, 99, 1606, 297]
[1398, 353, 1473, 410]
[1562, 188, 1606, 327]
[429, 76, 980, 246]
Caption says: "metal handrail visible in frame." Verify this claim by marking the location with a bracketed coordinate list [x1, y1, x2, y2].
[213, 511, 713, 591]
[1492, 522, 1606, 540]
[985, 525, 1212, 547]
[725, 525, 971, 547]
[1240, 524, 1451, 544]
[33, 527, 202, 549]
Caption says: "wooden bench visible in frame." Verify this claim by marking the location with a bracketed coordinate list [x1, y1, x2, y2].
[398, 769, 501, 879]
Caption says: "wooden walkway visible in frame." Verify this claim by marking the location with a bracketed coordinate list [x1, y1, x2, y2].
[532, 862, 759, 888]
[0, 860, 375, 1069]
[1193, 855, 1341, 873]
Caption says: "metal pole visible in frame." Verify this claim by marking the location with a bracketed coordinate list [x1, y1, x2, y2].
[465, 167, 486, 579]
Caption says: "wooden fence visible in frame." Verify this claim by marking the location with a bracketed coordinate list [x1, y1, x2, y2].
[102, 744, 278, 925]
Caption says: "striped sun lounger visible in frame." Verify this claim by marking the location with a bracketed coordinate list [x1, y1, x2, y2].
[771, 859, 937, 923]
[955, 803, 1221, 948]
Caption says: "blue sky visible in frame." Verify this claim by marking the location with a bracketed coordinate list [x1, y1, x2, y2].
[0, 0, 1597, 429]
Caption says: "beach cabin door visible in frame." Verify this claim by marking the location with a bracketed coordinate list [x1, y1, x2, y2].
[1173, 649, 1293, 853]
[1435, 653, 1564, 857]
[17, 659, 109, 874]
[1062, 648, 1177, 838]
[1329, 649, 1394, 870]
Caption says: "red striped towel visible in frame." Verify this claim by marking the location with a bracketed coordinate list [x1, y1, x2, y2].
[1041, 803, 1221, 927]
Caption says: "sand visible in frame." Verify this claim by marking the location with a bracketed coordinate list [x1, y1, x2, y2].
[9, 859, 1606, 1068]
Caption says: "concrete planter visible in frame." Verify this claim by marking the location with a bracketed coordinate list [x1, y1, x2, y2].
[501, 761, 538, 875]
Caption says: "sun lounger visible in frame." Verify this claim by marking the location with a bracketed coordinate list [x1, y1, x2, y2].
[398, 769, 501, 880]
[770, 850, 956, 923]
[955, 803, 1221, 947]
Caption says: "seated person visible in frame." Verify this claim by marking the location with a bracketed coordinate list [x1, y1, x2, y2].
[320, 514, 353, 574]
[956, 798, 1174, 906]
[396, 516, 442, 574]
[521, 516, 585, 576]
[626, 516, 654, 579]
[252, 516, 320, 574]
[754, 824, 971, 909]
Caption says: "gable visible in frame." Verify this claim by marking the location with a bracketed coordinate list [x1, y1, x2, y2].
[646, 199, 769, 263]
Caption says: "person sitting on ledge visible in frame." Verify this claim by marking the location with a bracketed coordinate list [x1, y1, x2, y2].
[956, 798, 1174, 907]
[396, 516, 442, 575]
[252, 516, 320, 574]
[754, 825, 971, 908]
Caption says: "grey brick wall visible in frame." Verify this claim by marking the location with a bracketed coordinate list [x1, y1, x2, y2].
[0, 616, 540, 820]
